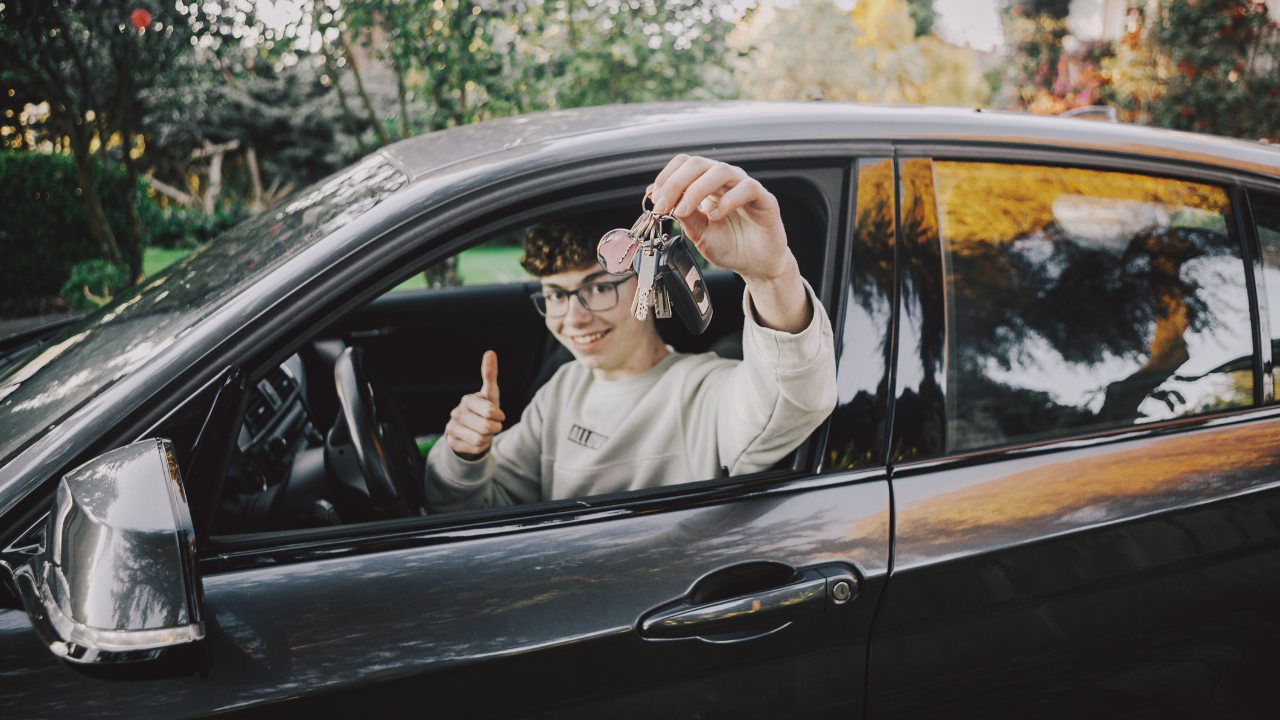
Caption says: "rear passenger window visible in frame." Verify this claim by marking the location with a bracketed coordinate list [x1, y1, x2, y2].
[934, 162, 1253, 452]
[1246, 190, 1280, 398]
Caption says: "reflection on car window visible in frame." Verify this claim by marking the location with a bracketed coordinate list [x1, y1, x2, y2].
[934, 162, 1253, 452]
[1246, 190, 1280, 398]
[390, 229, 533, 292]
[825, 157, 895, 470]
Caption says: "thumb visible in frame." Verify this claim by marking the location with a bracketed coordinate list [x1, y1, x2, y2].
[480, 350, 500, 407]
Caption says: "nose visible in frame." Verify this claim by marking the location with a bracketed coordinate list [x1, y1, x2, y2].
[564, 292, 595, 325]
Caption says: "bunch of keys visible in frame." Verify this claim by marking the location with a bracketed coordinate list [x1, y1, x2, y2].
[597, 194, 714, 335]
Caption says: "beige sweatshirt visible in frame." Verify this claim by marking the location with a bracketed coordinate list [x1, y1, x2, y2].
[425, 281, 837, 512]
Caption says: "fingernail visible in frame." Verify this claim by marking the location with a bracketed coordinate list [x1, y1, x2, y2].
[708, 209, 721, 220]
[654, 197, 670, 215]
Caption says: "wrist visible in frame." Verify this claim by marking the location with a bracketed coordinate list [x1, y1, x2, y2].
[739, 251, 799, 289]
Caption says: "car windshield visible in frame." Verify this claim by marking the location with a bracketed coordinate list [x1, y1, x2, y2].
[0, 155, 407, 468]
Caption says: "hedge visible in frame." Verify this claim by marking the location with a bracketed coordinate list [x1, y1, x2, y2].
[0, 152, 150, 303]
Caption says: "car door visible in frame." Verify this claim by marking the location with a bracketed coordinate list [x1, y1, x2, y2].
[865, 152, 1280, 718]
[0, 152, 895, 719]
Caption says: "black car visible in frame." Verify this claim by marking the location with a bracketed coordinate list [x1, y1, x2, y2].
[2, 102, 1280, 719]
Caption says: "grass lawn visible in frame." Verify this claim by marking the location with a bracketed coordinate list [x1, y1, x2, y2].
[391, 245, 530, 292]
[143, 247, 193, 278]
[144, 244, 530, 289]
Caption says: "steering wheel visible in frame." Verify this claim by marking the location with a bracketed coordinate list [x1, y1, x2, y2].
[332, 347, 427, 517]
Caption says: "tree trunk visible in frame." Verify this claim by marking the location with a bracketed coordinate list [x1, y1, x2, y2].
[58, 112, 124, 268]
[340, 30, 390, 146]
[205, 151, 224, 215]
[114, 71, 146, 284]
[325, 47, 368, 154]
[394, 59, 410, 140]
[246, 146, 264, 214]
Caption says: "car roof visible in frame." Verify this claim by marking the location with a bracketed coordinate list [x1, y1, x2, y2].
[381, 101, 1280, 183]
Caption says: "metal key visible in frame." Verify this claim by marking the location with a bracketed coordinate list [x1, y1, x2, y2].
[633, 235, 657, 320]
[653, 281, 672, 319]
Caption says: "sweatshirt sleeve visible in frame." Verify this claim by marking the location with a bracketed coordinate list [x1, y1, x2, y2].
[689, 278, 837, 476]
[424, 384, 546, 512]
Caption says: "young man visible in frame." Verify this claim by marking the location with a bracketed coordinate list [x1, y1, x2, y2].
[425, 155, 837, 511]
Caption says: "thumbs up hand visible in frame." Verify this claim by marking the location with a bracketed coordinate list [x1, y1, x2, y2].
[446, 350, 506, 461]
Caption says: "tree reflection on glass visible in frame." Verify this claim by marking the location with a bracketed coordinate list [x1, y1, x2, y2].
[934, 162, 1253, 453]
[826, 158, 896, 470]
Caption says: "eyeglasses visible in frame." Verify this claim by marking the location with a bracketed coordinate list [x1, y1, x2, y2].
[530, 276, 635, 317]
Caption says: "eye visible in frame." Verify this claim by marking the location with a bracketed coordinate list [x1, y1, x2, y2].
[588, 283, 613, 296]
[544, 290, 567, 302]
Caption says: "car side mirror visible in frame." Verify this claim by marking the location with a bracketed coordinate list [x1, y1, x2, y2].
[5, 439, 205, 664]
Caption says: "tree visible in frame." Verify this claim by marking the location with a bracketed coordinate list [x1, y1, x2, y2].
[0, 0, 252, 283]
[987, 0, 1115, 113]
[1105, 0, 1280, 139]
[732, 0, 987, 107]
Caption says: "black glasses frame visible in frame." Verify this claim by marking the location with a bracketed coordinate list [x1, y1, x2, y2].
[529, 275, 635, 317]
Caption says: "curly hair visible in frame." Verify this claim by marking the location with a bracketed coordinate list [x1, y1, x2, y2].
[520, 210, 620, 277]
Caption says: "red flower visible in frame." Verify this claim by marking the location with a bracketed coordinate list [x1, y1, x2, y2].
[1235, 62, 1246, 72]
[1181, 106, 1195, 117]
[129, 8, 151, 31]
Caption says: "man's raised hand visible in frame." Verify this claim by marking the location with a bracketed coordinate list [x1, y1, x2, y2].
[649, 155, 811, 334]
[445, 350, 505, 461]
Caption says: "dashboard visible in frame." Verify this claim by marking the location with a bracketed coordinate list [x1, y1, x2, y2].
[212, 355, 336, 535]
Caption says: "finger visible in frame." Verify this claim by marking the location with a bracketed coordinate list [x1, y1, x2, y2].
[451, 404, 504, 435]
[479, 350, 499, 407]
[446, 434, 489, 459]
[460, 393, 506, 423]
[674, 163, 748, 219]
[653, 156, 715, 215]
[446, 419, 491, 450]
[707, 177, 777, 223]
[651, 154, 692, 200]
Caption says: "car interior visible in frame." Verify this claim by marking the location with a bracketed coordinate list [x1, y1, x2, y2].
[201, 174, 835, 537]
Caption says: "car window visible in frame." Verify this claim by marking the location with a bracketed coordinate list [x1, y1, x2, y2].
[202, 178, 838, 538]
[933, 161, 1253, 453]
[389, 229, 533, 292]
[1246, 190, 1280, 399]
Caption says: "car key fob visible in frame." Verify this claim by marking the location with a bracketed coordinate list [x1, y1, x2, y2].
[657, 237, 713, 335]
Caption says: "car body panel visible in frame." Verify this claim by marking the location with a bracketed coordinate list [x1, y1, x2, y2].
[1, 475, 890, 719]
[866, 150, 1280, 718]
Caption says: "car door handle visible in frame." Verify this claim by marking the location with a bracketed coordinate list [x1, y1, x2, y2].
[639, 564, 857, 643]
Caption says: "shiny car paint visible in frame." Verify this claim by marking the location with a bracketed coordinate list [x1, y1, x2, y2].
[1, 102, 1279, 717]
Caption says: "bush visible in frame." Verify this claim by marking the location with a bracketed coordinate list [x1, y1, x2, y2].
[59, 260, 129, 310]
[146, 204, 253, 249]
[0, 152, 162, 310]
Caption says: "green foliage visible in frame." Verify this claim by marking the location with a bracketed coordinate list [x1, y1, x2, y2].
[146, 204, 253, 249]
[905, 0, 937, 37]
[326, 0, 738, 133]
[205, 62, 366, 187]
[0, 153, 150, 301]
[59, 260, 129, 310]
[1108, 0, 1280, 139]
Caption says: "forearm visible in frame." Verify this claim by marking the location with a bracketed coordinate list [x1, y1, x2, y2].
[712, 278, 837, 474]
[741, 252, 812, 334]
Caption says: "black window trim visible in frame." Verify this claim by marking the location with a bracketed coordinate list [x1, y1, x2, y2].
[887, 142, 1274, 474]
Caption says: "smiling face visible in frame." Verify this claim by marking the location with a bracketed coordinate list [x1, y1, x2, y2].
[540, 264, 668, 381]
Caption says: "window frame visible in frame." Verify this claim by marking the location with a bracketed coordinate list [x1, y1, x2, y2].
[888, 142, 1280, 474]
[171, 147, 871, 568]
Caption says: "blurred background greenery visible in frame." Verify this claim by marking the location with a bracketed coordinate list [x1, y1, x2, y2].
[2, 0, 1278, 318]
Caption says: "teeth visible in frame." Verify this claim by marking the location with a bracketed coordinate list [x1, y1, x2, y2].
[571, 331, 607, 345]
